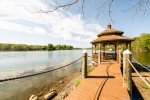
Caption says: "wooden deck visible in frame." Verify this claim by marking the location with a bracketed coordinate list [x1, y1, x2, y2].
[65, 61, 130, 100]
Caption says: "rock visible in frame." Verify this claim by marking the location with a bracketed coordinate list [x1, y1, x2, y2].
[32, 96, 38, 100]
[44, 91, 56, 100]
[49, 88, 56, 92]
[59, 80, 63, 84]
[29, 95, 35, 100]
[29, 95, 38, 100]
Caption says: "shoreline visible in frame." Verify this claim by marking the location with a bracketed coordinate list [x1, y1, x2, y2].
[28, 71, 81, 100]
[28, 63, 95, 100]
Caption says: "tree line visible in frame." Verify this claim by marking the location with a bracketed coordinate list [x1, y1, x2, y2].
[132, 33, 150, 51]
[0, 43, 74, 51]
[47, 44, 74, 51]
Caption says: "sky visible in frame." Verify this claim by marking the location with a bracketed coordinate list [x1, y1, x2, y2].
[0, 0, 150, 48]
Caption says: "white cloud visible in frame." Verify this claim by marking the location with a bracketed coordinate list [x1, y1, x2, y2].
[0, 0, 104, 47]
[0, 21, 47, 35]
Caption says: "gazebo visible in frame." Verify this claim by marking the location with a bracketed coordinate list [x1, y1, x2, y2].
[91, 24, 133, 63]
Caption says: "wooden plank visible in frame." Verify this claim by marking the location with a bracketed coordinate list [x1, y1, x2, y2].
[65, 61, 130, 100]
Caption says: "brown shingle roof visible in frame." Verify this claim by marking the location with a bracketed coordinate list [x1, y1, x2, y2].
[91, 35, 133, 44]
[97, 24, 124, 37]
[91, 24, 133, 44]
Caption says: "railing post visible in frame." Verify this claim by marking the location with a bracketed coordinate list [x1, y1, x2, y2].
[123, 49, 132, 97]
[82, 50, 87, 79]
[119, 49, 122, 68]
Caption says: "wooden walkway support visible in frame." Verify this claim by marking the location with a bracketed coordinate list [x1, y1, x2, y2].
[82, 50, 87, 79]
[123, 49, 132, 97]
[65, 61, 130, 100]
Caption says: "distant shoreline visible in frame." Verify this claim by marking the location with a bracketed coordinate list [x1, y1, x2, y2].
[0, 43, 81, 51]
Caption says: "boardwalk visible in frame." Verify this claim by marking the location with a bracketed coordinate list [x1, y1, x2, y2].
[65, 61, 130, 100]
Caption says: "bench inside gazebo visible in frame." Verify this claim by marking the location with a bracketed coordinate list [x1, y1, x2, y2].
[91, 24, 133, 63]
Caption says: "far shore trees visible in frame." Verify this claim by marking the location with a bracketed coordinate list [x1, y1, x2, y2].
[47, 44, 54, 51]
[0, 43, 74, 51]
[47, 44, 74, 51]
[132, 33, 150, 51]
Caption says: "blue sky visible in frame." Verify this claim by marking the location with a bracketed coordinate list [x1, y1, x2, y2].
[0, 0, 150, 48]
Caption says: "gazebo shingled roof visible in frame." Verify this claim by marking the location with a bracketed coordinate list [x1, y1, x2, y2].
[91, 24, 133, 63]
[91, 24, 133, 44]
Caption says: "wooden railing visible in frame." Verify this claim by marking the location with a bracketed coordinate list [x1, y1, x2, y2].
[119, 49, 150, 98]
[92, 52, 116, 61]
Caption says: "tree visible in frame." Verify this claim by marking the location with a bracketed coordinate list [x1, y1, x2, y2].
[55, 44, 62, 50]
[132, 33, 150, 51]
[47, 43, 54, 51]
[67, 45, 74, 50]
[1, 44, 12, 51]
[140, 33, 150, 50]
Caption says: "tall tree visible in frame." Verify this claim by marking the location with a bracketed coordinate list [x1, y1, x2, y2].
[47, 43, 54, 51]
[132, 33, 150, 51]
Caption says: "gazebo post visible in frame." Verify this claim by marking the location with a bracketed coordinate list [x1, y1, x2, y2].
[104, 44, 105, 60]
[94, 45, 96, 54]
[115, 43, 117, 60]
[100, 44, 101, 62]
[126, 43, 128, 49]
[129, 43, 131, 51]
[117, 42, 119, 63]
[92, 44, 93, 54]
[98, 43, 101, 65]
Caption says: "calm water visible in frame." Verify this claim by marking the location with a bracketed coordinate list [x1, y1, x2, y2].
[0, 50, 92, 100]
[0, 50, 149, 100]
[133, 51, 150, 66]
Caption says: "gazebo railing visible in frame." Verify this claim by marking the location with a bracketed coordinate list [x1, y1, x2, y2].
[92, 52, 116, 61]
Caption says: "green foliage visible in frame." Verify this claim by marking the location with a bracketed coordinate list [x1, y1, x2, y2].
[118, 44, 126, 50]
[87, 67, 94, 74]
[132, 33, 150, 51]
[1, 44, 12, 51]
[0, 43, 47, 51]
[0, 43, 74, 51]
[74, 79, 80, 87]
[47, 44, 54, 51]
[54, 44, 73, 50]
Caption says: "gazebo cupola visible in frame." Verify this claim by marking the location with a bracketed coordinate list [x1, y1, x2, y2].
[91, 24, 133, 63]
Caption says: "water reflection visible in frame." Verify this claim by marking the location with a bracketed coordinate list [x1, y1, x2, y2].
[133, 51, 150, 66]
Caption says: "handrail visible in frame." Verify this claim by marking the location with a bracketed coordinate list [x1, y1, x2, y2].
[120, 56, 123, 60]
[127, 58, 150, 88]
[132, 58, 150, 72]
[0, 57, 82, 82]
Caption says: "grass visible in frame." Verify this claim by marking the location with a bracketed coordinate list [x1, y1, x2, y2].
[74, 66, 95, 87]
[74, 79, 81, 87]
[87, 67, 94, 75]
[141, 84, 149, 89]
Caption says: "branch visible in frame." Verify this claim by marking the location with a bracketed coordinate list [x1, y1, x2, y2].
[96, 0, 114, 24]
[81, 0, 85, 18]
[96, 0, 110, 19]
[38, 0, 80, 13]
[108, 0, 114, 24]
[124, 0, 150, 16]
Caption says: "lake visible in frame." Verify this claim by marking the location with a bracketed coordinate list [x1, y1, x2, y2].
[0, 50, 149, 100]
[133, 51, 150, 66]
[0, 50, 92, 100]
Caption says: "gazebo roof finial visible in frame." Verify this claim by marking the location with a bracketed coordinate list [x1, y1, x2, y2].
[107, 23, 111, 29]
